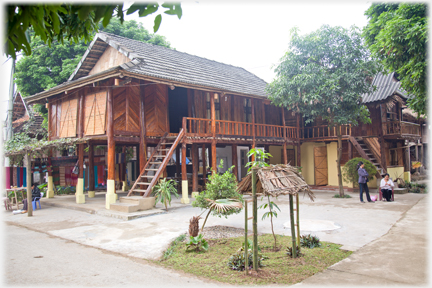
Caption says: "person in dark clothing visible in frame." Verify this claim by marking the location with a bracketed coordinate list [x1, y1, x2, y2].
[357, 161, 374, 203]
[22, 183, 42, 211]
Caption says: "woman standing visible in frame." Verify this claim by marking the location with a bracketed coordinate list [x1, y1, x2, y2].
[357, 161, 374, 203]
[380, 173, 394, 202]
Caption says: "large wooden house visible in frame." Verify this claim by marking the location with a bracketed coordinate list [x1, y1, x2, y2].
[25, 32, 425, 209]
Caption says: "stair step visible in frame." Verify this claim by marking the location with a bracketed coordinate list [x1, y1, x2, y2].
[153, 155, 166, 157]
[133, 189, 148, 192]
[146, 169, 159, 171]
[158, 148, 171, 151]
[141, 175, 155, 178]
[136, 182, 150, 185]
[149, 162, 163, 164]
[161, 143, 173, 145]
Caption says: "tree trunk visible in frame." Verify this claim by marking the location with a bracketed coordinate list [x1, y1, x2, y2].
[336, 124, 345, 197]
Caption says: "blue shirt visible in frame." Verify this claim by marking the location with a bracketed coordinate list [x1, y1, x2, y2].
[358, 168, 369, 184]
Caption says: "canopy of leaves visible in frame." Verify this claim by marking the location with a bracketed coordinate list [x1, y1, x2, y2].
[15, 19, 172, 97]
[267, 25, 380, 127]
[362, 3, 427, 116]
[6, 3, 182, 59]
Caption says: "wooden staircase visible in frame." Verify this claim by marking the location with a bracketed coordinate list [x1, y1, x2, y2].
[127, 129, 185, 198]
[348, 136, 385, 178]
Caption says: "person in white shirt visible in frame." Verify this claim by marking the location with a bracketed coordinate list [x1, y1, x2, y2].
[380, 173, 394, 202]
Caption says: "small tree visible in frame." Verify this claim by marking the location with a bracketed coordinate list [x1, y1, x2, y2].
[152, 178, 179, 211]
[342, 157, 378, 185]
[192, 160, 243, 231]
[267, 25, 380, 197]
[245, 148, 272, 172]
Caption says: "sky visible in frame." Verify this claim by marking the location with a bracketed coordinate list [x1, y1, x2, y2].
[1, 0, 375, 123]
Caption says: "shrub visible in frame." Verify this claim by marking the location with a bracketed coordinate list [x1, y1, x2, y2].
[185, 234, 208, 252]
[286, 246, 303, 258]
[192, 160, 243, 219]
[300, 234, 321, 248]
[227, 250, 265, 271]
[343, 157, 377, 184]
[152, 178, 179, 211]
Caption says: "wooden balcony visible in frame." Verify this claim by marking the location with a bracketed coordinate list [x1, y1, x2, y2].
[183, 117, 297, 140]
[300, 125, 351, 139]
[383, 121, 421, 137]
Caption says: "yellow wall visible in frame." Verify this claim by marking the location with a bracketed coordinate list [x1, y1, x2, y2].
[387, 166, 405, 181]
[301, 142, 325, 185]
[268, 145, 296, 165]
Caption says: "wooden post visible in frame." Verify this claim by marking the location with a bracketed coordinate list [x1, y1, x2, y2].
[139, 82, 147, 173]
[211, 93, 217, 173]
[26, 152, 32, 216]
[122, 146, 127, 191]
[192, 144, 198, 193]
[289, 194, 297, 258]
[244, 200, 248, 275]
[252, 99, 256, 152]
[176, 145, 181, 177]
[181, 142, 189, 204]
[106, 87, 116, 208]
[232, 144, 238, 181]
[201, 144, 207, 187]
[296, 143, 301, 168]
[348, 140, 353, 160]
[264, 145, 270, 164]
[415, 143, 419, 173]
[88, 142, 95, 197]
[76, 143, 85, 203]
[251, 167, 258, 271]
[296, 194, 300, 251]
[46, 148, 54, 198]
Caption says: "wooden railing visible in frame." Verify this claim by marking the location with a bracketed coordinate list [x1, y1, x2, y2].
[184, 117, 212, 136]
[383, 121, 421, 136]
[300, 125, 351, 139]
[215, 119, 254, 137]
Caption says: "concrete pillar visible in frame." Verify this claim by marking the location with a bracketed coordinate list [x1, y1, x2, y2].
[76, 144, 85, 204]
[46, 176, 54, 198]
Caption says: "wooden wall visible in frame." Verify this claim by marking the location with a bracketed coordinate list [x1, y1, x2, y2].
[88, 46, 130, 76]
[84, 91, 107, 135]
[351, 106, 381, 137]
[144, 83, 169, 136]
[113, 80, 140, 135]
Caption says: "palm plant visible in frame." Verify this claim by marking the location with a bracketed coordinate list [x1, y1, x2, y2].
[199, 198, 243, 232]
[152, 178, 179, 211]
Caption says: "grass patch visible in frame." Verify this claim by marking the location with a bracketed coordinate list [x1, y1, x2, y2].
[157, 234, 352, 285]
[333, 194, 352, 198]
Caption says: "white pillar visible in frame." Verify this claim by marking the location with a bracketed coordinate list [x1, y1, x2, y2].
[46, 176, 54, 198]
[105, 179, 117, 209]
[76, 178, 85, 203]
[180, 180, 190, 204]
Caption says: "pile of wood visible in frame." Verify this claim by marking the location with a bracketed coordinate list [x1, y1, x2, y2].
[237, 164, 315, 201]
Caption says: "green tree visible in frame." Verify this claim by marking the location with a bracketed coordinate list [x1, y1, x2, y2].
[362, 3, 428, 116]
[6, 3, 182, 59]
[267, 25, 380, 197]
[15, 19, 172, 98]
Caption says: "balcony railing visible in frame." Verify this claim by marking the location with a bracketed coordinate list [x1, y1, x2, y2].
[383, 121, 421, 136]
[300, 125, 351, 139]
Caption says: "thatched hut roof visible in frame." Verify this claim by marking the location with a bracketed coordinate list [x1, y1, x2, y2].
[237, 164, 315, 201]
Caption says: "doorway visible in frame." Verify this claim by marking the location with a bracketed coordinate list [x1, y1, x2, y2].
[238, 146, 249, 181]
[314, 146, 328, 186]
[168, 87, 188, 133]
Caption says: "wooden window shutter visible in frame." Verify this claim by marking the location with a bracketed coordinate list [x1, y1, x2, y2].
[84, 92, 107, 135]
[59, 98, 78, 138]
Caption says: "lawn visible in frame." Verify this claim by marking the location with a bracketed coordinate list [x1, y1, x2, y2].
[156, 233, 352, 285]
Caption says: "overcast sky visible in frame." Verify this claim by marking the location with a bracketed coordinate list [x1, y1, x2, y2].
[1, 0, 375, 122]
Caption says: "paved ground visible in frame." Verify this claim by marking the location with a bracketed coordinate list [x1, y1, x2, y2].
[2, 188, 428, 286]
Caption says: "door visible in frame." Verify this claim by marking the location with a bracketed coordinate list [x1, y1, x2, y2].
[314, 146, 328, 186]
[238, 147, 249, 180]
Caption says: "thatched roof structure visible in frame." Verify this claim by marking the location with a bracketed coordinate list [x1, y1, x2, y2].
[237, 164, 315, 201]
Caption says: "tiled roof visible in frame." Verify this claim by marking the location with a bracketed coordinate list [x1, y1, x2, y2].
[362, 72, 408, 104]
[72, 32, 268, 98]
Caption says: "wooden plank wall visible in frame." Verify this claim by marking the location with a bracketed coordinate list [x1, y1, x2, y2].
[84, 91, 107, 135]
[144, 82, 169, 135]
[88, 46, 130, 76]
[220, 94, 231, 121]
[59, 96, 78, 138]
[265, 104, 281, 125]
[113, 80, 141, 135]
[351, 106, 381, 137]
[284, 108, 297, 127]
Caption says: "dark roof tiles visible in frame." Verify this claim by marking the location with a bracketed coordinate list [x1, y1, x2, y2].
[362, 72, 408, 103]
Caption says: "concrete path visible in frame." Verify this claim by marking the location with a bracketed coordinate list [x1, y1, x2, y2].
[2, 190, 428, 286]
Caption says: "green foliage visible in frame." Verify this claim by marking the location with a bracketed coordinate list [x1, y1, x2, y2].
[192, 161, 243, 219]
[15, 19, 172, 98]
[245, 148, 272, 172]
[267, 25, 380, 127]
[37, 183, 48, 193]
[185, 234, 208, 252]
[401, 182, 427, 194]
[300, 234, 322, 249]
[227, 250, 265, 271]
[163, 234, 186, 260]
[6, 3, 182, 59]
[363, 3, 427, 116]
[152, 178, 179, 211]
[259, 198, 281, 221]
[333, 194, 352, 198]
[55, 185, 76, 195]
[342, 157, 378, 184]
[239, 239, 262, 253]
[286, 246, 303, 258]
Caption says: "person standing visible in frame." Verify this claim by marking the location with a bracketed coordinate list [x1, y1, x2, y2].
[357, 161, 374, 203]
[380, 173, 394, 202]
